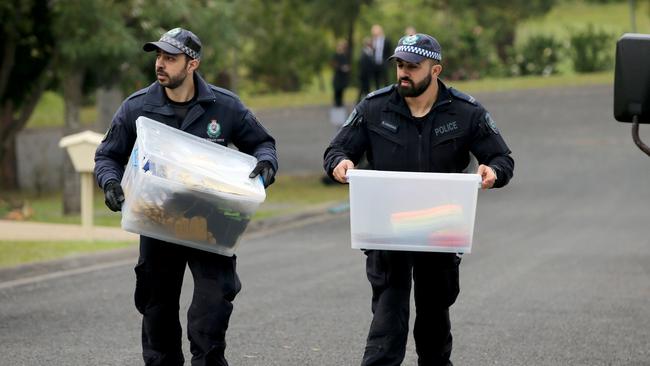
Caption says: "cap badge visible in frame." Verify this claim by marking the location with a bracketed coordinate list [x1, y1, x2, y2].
[402, 35, 418, 46]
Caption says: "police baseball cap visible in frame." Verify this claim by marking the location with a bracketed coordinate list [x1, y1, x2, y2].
[143, 27, 202, 60]
[388, 33, 442, 64]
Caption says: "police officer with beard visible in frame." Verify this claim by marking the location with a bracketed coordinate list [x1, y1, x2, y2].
[95, 28, 277, 366]
[323, 34, 514, 365]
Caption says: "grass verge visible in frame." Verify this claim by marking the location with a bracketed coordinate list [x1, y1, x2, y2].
[0, 240, 136, 268]
[517, 1, 650, 44]
[0, 175, 348, 268]
[448, 71, 612, 94]
[0, 174, 349, 226]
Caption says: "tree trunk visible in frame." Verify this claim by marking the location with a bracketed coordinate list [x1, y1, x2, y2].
[62, 70, 85, 215]
[1, 24, 20, 191]
[0, 134, 17, 190]
[0, 57, 54, 190]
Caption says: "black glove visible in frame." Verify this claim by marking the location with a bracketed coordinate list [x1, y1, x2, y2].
[249, 160, 275, 188]
[104, 180, 125, 212]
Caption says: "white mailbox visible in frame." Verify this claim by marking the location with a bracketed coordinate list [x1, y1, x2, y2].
[58, 131, 104, 173]
[59, 130, 104, 233]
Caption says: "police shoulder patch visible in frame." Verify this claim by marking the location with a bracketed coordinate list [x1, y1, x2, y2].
[343, 108, 363, 127]
[449, 88, 478, 106]
[484, 112, 499, 134]
[101, 126, 113, 142]
[366, 85, 395, 99]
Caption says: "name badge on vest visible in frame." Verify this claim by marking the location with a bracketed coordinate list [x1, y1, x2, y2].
[434, 121, 458, 137]
[380, 121, 398, 133]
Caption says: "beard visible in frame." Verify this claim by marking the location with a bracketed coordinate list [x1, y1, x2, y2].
[397, 73, 432, 98]
[156, 68, 188, 89]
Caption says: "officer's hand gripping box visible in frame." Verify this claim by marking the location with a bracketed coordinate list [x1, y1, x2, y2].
[348, 170, 481, 253]
[120, 117, 266, 256]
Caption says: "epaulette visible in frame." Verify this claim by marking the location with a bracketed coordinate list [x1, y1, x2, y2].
[449, 88, 478, 106]
[209, 85, 240, 100]
[126, 88, 147, 101]
[366, 85, 395, 99]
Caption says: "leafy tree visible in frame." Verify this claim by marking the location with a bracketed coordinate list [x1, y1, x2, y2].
[0, 0, 55, 189]
[52, 0, 138, 213]
[309, 0, 373, 61]
[358, 0, 497, 81]
[235, 0, 330, 92]
[435, 0, 557, 63]
[51, 0, 238, 213]
[123, 0, 238, 91]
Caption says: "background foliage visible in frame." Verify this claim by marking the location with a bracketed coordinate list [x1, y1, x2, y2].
[569, 23, 615, 73]
[3, 0, 645, 131]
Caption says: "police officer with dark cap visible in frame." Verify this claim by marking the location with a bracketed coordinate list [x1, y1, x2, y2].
[324, 33, 514, 365]
[95, 27, 277, 366]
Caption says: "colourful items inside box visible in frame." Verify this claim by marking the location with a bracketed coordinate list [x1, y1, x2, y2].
[391, 204, 463, 234]
[428, 230, 469, 247]
[390, 204, 469, 247]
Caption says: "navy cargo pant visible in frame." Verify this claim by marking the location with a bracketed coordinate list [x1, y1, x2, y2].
[134, 236, 241, 366]
[361, 250, 461, 366]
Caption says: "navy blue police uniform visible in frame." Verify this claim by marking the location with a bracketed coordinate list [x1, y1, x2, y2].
[95, 71, 277, 366]
[323, 81, 514, 365]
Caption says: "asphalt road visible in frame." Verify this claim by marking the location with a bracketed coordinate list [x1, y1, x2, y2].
[254, 105, 345, 175]
[1, 84, 650, 365]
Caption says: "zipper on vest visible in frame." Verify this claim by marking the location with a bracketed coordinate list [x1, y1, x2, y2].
[418, 133, 425, 171]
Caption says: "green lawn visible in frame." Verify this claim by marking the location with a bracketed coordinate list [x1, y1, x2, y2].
[0, 174, 349, 227]
[517, 1, 650, 44]
[255, 174, 349, 219]
[0, 188, 123, 226]
[448, 71, 612, 93]
[0, 174, 347, 268]
[0, 240, 136, 268]
[27, 91, 98, 129]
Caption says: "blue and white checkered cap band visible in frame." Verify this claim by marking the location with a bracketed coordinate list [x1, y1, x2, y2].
[394, 45, 441, 61]
[160, 35, 200, 59]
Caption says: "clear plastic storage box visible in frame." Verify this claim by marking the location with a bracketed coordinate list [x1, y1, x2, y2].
[120, 117, 266, 256]
[348, 170, 481, 253]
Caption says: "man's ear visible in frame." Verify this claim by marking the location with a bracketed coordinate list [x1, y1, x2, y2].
[432, 63, 443, 78]
[187, 58, 200, 72]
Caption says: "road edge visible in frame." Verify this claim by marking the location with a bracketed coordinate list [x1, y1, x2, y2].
[0, 202, 349, 286]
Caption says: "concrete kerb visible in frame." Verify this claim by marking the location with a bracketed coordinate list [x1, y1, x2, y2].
[0, 201, 349, 285]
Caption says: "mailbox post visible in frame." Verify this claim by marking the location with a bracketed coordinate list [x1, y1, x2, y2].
[59, 131, 104, 233]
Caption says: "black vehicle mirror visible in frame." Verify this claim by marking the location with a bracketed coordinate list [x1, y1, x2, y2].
[614, 33, 650, 156]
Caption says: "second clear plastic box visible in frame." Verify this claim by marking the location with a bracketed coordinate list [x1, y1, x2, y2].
[348, 170, 481, 253]
[120, 117, 266, 256]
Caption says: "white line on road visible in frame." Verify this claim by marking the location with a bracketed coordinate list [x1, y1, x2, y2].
[0, 258, 135, 290]
[0, 212, 347, 290]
